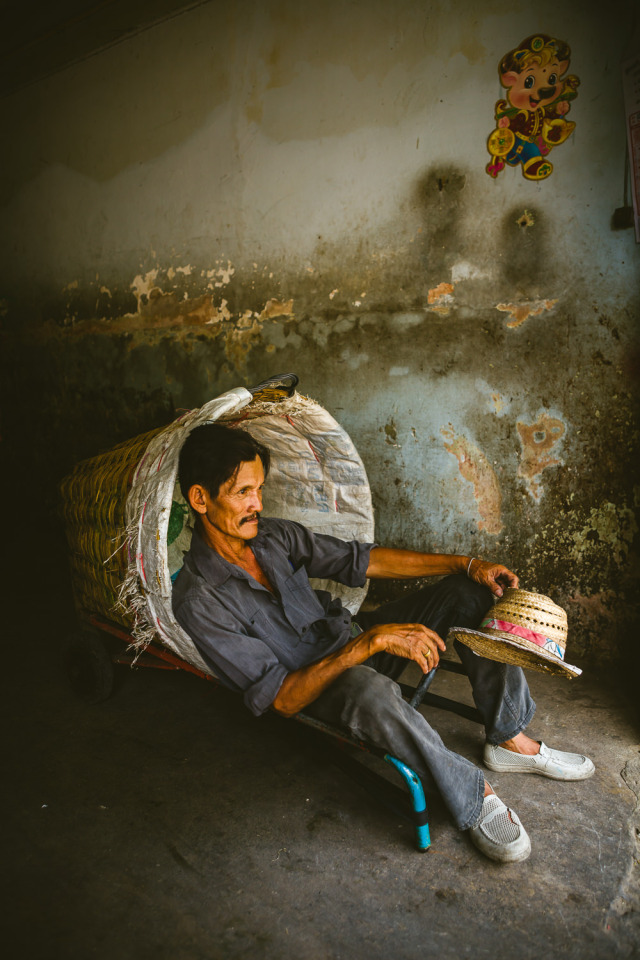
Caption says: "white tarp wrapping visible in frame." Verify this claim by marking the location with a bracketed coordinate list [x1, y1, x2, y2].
[121, 386, 374, 674]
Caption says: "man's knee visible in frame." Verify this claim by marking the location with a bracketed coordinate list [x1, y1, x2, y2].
[331, 664, 399, 706]
[312, 665, 402, 726]
[439, 574, 492, 624]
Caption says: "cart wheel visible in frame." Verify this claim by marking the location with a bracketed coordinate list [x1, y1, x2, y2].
[66, 630, 115, 704]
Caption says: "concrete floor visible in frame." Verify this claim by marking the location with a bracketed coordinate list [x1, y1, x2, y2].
[5, 597, 640, 960]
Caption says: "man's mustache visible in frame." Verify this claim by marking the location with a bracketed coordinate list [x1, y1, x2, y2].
[239, 513, 259, 526]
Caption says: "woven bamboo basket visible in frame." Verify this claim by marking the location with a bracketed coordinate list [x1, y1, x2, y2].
[60, 426, 164, 629]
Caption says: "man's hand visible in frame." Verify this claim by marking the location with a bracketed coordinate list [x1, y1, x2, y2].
[468, 559, 518, 598]
[272, 621, 445, 716]
[363, 622, 446, 672]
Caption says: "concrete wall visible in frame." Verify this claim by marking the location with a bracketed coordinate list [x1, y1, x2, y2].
[2, 0, 638, 663]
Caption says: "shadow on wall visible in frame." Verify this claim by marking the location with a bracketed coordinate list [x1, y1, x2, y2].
[414, 166, 467, 287]
[413, 166, 557, 303]
[500, 204, 554, 298]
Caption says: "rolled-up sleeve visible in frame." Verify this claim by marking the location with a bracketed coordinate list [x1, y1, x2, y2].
[275, 520, 374, 587]
[174, 596, 288, 716]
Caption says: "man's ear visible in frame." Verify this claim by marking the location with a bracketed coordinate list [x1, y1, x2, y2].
[188, 483, 209, 515]
[556, 59, 569, 78]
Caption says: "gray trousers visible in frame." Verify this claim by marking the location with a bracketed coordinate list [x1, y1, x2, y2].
[305, 575, 536, 831]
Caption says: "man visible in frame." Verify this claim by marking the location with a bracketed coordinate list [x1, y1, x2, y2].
[172, 423, 594, 863]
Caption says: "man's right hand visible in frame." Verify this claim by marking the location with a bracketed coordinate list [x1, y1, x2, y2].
[362, 622, 446, 673]
[272, 621, 445, 717]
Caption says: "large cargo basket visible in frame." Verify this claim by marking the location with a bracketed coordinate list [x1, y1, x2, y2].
[60, 374, 374, 674]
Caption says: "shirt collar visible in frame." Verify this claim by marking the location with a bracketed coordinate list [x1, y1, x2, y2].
[189, 523, 268, 589]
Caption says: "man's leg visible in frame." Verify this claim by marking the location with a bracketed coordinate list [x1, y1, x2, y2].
[357, 574, 536, 744]
[304, 664, 532, 862]
[304, 663, 485, 831]
[358, 576, 593, 781]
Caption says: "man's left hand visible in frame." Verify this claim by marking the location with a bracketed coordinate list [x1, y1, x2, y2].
[469, 560, 518, 598]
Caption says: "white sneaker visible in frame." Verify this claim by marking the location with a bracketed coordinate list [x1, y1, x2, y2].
[484, 742, 595, 781]
[468, 794, 531, 863]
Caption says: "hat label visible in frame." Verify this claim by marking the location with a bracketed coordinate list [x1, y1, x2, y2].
[480, 617, 565, 661]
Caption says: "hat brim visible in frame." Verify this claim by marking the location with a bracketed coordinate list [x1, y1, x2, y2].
[449, 627, 582, 679]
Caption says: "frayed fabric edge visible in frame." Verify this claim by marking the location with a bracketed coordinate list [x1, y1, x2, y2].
[112, 521, 156, 663]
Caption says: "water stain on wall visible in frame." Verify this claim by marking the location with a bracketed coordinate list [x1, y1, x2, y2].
[566, 589, 624, 662]
[441, 424, 503, 534]
[568, 589, 617, 622]
[415, 167, 467, 286]
[500, 204, 551, 292]
[517, 413, 565, 499]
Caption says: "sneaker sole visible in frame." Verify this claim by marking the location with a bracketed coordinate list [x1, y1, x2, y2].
[470, 832, 532, 863]
[484, 757, 595, 781]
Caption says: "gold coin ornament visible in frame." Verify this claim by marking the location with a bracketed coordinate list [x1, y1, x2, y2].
[487, 128, 515, 156]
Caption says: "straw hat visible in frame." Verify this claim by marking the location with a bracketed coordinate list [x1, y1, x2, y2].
[449, 588, 581, 678]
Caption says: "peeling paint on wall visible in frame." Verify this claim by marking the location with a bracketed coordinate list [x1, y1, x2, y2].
[52, 267, 298, 375]
[204, 299, 232, 324]
[226, 310, 264, 371]
[167, 265, 194, 280]
[204, 261, 235, 288]
[428, 282, 455, 314]
[496, 298, 558, 328]
[131, 268, 161, 309]
[450, 262, 490, 282]
[384, 419, 400, 447]
[491, 392, 505, 414]
[441, 424, 503, 534]
[258, 298, 294, 320]
[517, 412, 565, 500]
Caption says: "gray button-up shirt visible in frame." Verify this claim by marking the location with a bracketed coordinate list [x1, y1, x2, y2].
[172, 517, 374, 716]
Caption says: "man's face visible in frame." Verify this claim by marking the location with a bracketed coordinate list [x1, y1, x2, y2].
[196, 456, 265, 544]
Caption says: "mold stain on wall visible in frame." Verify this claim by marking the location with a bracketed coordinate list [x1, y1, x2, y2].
[528, 495, 638, 660]
[517, 413, 565, 500]
[441, 424, 503, 534]
[569, 501, 638, 566]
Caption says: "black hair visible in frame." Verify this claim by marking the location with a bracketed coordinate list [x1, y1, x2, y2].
[178, 422, 271, 503]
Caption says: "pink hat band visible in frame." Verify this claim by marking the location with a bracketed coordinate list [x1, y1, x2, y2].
[479, 617, 566, 661]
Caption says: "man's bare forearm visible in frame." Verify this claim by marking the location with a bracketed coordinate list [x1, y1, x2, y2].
[271, 620, 446, 718]
[366, 547, 470, 579]
[366, 548, 519, 597]
[272, 633, 375, 717]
